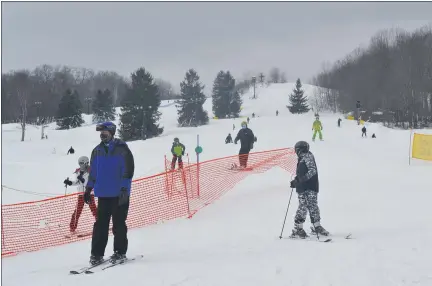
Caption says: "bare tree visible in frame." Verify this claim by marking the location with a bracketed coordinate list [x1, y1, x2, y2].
[312, 25, 432, 129]
[269, 67, 280, 83]
[280, 72, 287, 83]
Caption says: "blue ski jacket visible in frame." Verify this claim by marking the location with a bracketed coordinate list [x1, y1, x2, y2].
[86, 139, 135, 197]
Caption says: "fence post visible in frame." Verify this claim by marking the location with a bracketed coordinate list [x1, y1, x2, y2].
[163, 155, 171, 199]
[409, 129, 413, 165]
[1, 211, 5, 253]
[196, 134, 200, 197]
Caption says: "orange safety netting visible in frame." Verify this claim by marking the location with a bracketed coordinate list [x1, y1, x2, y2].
[1, 148, 297, 256]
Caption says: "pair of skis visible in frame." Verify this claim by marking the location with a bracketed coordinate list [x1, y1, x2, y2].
[287, 227, 352, 243]
[69, 254, 143, 275]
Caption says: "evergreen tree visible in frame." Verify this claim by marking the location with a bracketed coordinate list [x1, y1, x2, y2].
[92, 89, 116, 123]
[212, 71, 242, 118]
[56, 89, 85, 129]
[119, 67, 163, 141]
[287, 78, 310, 114]
[177, 69, 209, 127]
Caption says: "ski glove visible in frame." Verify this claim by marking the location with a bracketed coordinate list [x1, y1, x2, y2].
[84, 187, 92, 204]
[118, 187, 129, 206]
[290, 177, 300, 188]
[64, 178, 73, 186]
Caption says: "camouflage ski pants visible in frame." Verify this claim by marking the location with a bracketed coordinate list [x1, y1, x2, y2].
[294, 190, 321, 226]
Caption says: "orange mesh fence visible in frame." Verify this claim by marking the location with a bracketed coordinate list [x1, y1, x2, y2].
[1, 148, 297, 256]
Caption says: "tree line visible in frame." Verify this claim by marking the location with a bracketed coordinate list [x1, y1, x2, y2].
[311, 25, 432, 129]
[1, 64, 247, 142]
[1, 65, 180, 124]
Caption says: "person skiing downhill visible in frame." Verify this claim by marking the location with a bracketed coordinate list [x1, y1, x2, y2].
[171, 138, 185, 170]
[362, 126, 367, 137]
[234, 121, 255, 168]
[289, 141, 329, 238]
[225, 133, 233, 144]
[86, 121, 135, 265]
[312, 118, 323, 141]
[63, 156, 97, 237]
[337, 118, 342, 127]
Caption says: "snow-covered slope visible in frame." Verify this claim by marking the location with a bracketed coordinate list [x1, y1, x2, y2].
[2, 83, 432, 286]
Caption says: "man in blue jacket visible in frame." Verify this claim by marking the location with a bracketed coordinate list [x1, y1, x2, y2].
[84, 121, 135, 265]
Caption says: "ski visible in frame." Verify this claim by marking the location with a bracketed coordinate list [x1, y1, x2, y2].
[286, 235, 332, 243]
[69, 259, 110, 275]
[309, 227, 352, 240]
[85, 255, 144, 274]
[65, 232, 92, 239]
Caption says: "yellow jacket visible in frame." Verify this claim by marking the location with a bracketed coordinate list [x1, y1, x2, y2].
[312, 120, 322, 131]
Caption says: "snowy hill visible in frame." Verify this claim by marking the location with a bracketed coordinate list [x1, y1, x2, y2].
[2, 83, 432, 286]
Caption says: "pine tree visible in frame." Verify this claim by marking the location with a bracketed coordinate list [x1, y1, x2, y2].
[177, 69, 209, 127]
[287, 78, 310, 114]
[212, 71, 242, 118]
[92, 89, 116, 123]
[56, 89, 85, 129]
[119, 67, 163, 141]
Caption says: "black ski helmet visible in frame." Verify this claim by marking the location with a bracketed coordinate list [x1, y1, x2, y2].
[294, 141, 310, 156]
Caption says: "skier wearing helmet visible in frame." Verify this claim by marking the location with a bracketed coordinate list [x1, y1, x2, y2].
[234, 121, 255, 168]
[86, 121, 135, 265]
[63, 156, 97, 237]
[171, 137, 186, 170]
[289, 141, 329, 239]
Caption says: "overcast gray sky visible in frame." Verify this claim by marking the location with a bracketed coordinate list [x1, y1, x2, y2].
[2, 2, 431, 92]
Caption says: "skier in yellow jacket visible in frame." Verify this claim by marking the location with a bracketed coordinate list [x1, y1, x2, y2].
[312, 118, 323, 141]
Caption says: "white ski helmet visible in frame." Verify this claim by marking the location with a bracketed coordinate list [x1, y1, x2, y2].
[78, 156, 89, 170]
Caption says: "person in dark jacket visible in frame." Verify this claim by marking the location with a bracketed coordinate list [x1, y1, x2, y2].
[289, 141, 328, 239]
[85, 121, 135, 265]
[234, 121, 255, 168]
[362, 126, 367, 137]
[225, 133, 233, 144]
[171, 137, 185, 170]
[67, 146, 75, 155]
[338, 118, 342, 127]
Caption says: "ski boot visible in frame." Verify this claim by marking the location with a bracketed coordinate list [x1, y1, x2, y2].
[289, 226, 308, 239]
[109, 252, 126, 263]
[311, 225, 329, 236]
[89, 254, 104, 266]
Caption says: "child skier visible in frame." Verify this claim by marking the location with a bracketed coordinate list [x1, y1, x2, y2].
[312, 118, 323, 141]
[63, 156, 97, 236]
[290, 141, 329, 238]
[171, 137, 186, 170]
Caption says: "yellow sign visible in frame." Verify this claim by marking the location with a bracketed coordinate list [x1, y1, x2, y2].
[412, 133, 432, 161]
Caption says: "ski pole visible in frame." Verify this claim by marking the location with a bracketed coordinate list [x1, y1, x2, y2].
[59, 179, 69, 228]
[279, 187, 294, 239]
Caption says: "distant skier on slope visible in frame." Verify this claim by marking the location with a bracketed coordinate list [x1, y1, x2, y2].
[289, 141, 329, 238]
[67, 146, 75, 155]
[225, 133, 233, 144]
[171, 137, 186, 170]
[63, 156, 97, 237]
[338, 118, 342, 127]
[234, 121, 255, 168]
[362, 126, 367, 137]
[312, 118, 323, 141]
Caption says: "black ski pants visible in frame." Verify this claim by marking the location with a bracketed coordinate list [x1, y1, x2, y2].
[239, 148, 251, 167]
[91, 197, 129, 257]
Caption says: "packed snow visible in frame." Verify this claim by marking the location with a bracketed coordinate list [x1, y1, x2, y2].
[2, 83, 432, 286]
